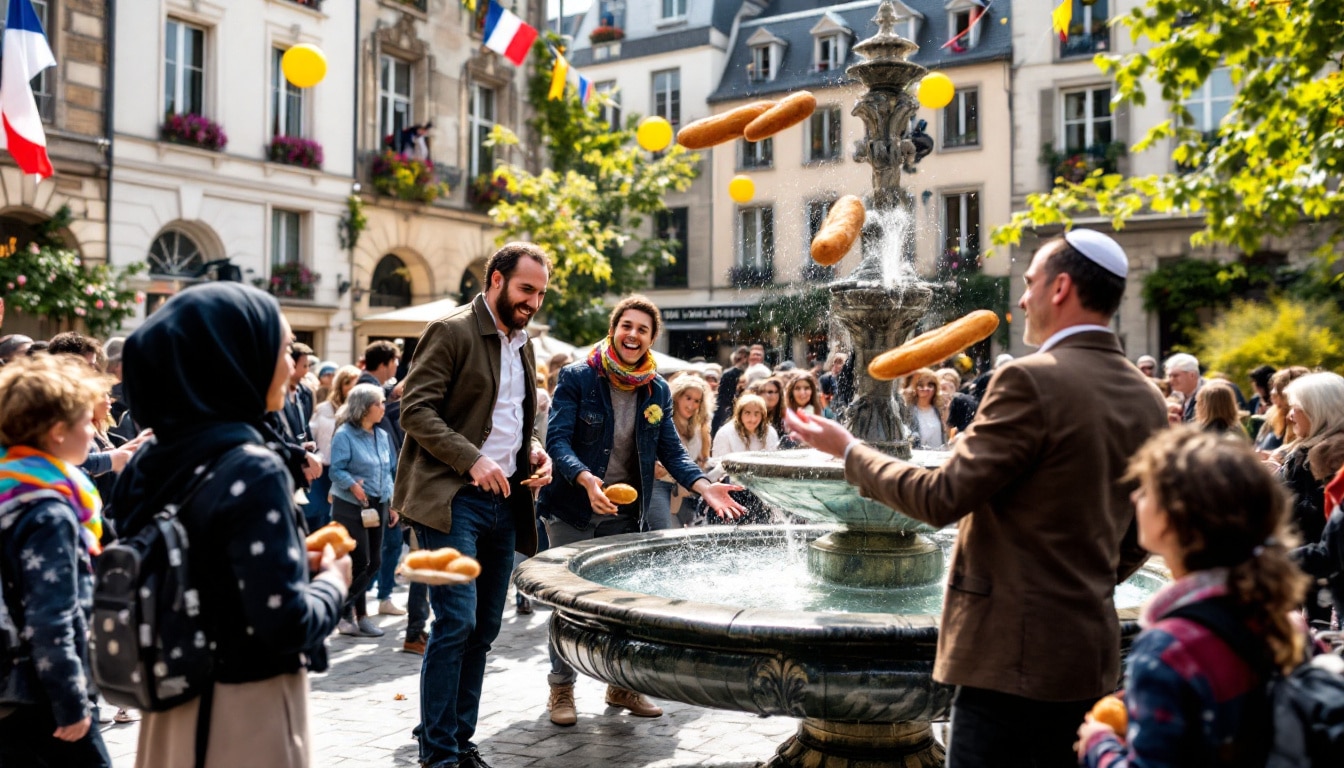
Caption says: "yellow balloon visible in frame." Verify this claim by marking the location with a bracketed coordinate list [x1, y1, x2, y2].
[636, 116, 673, 152]
[282, 44, 328, 89]
[917, 73, 955, 110]
[728, 175, 755, 204]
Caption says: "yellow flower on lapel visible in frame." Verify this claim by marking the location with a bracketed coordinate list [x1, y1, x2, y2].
[644, 404, 663, 425]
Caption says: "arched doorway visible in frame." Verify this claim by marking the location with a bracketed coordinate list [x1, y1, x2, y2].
[147, 230, 206, 277]
[458, 259, 484, 301]
[370, 254, 412, 308]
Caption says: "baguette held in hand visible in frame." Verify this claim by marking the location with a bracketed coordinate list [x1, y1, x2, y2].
[603, 483, 639, 505]
[402, 548, 483, 582]
[677, 101, 776, 149]
[305, 522, 356, 558]
[810, 195, 866, 266]
[743, 92, 817, 142]
[868, 310, 1000, 382]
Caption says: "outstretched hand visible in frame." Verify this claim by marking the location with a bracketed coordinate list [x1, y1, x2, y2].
[784, 408, 859, 459]
[700, 482, 747, 519]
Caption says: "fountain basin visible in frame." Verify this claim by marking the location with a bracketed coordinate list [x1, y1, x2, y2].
[515, 526, 1160, 725]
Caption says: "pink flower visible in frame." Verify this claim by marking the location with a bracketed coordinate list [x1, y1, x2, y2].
[74, 307, 87, 316]
[135, 292, 146, 304]
[110, 300, 119, 309]
[16, 275, 26, 285]
[84, 284, 96, 295]
[95, 299, 105, 309]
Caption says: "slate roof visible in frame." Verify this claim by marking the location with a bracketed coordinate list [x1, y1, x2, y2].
[567, 0, 748, 67]
[709, 0, 1012, 103]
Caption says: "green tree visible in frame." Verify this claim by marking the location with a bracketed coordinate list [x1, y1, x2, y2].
[1190, 295, 1344, 386]
[486, 34, 701, 343]
[992, 0, 1344, 263]
[0, 206, 144, 337]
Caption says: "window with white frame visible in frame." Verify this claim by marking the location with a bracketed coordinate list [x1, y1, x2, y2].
[815, 34, 842, 72]
[379, 55, 412, 145]
[1182, 67, 1233, 134]
[10, 0, 54, 121]
[271, 210, 303, 267]
[661, 0, 686, 20]
[595, 81, 621, 130]
[947, 5, 982, 51]
[740, 137, 772, 169]
[652, 69, 680, 127]
[598, 0, 626, 29]
[164, 19, 205, 116]
[1060, 0, 1109, 57]
[942, 191, 980, 269]
[807, 106, 841, 162]
[738, 207, 774, 272]
[751, 45, 773, 81]
[941, 88, 978, 148]
[469, 83, 496, 178]
[1062, 87, 1112, 153]
[272, 48, 305, 137]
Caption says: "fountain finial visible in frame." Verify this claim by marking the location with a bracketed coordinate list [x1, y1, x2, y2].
[874, 1, 898, 35]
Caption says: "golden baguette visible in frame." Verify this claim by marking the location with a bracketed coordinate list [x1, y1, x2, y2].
[810, 195, 866, 266]
[743, 92, 817, 142]
[867, 310, 1001, 382]
[677, 101, 776, 149]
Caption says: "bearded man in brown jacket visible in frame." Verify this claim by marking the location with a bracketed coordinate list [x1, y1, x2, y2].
[787, 230, 1167, 768]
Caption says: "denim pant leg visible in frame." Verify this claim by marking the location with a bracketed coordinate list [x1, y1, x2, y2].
[305, 467, 332, 530]
[646, 480, 675, 531]
[0, 700, 112, 768]
[375, 525, 404, 601]
[415, 489, 515, 765]
[407, 579, 430, 638]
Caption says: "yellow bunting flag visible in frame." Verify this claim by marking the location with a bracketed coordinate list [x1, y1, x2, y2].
[1051, 0, 1072, 40]
[462, 0, 477, 12]
[548, 53, 569, 101]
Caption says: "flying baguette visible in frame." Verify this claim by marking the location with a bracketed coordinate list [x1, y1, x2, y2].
[810, 195, 866, 266]
[743, 92, 817, 142]
[677, 101, 777, 149]
[868, 310, 1001, 382]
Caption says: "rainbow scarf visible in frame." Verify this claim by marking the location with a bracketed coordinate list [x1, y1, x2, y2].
[0, 446, 104, 555]
[588, 337, 657, 392]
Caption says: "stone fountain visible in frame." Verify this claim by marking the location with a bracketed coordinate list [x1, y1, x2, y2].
[515, 4, 1160, 766]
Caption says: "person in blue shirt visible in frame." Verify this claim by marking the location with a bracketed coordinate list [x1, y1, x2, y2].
[329, 383, 398, 638]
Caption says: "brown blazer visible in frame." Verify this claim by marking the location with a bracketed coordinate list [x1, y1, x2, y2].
[393, 294, 541, 556]
[845, 331, 1167, 701]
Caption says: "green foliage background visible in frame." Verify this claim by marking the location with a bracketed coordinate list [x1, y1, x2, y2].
[486, 34, 700, 343]
[1190, 296, 1344, 386]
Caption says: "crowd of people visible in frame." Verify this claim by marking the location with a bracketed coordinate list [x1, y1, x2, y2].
[0, 231, 1341, 768]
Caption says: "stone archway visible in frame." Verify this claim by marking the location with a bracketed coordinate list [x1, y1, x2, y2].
[458, 258, 485, 302]
[370, 253, 413, 308]
[354, 246, 432, 311]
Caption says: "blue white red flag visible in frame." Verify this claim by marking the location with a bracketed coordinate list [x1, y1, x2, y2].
[0, 0, 55, 178]
[483, 1, 538, 67]
[577, 74, 594, 107]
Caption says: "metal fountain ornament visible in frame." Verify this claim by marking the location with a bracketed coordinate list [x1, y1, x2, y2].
[516, 5, 1163, 766]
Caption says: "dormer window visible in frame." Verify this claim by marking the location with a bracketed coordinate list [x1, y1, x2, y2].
[810, 13, 850, 73]
[946, 0, 984, 51]
[746, 28, 786, 83]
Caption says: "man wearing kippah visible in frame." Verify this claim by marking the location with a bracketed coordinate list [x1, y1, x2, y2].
[787, 230, 1168, 767]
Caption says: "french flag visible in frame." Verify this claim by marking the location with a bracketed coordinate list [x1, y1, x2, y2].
[483, 1, 537, 67]
[0, 0, 55, 178]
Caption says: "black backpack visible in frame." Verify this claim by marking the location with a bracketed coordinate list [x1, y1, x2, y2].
[90, 455, 226, 713]
[1169, 598, 1344, 768]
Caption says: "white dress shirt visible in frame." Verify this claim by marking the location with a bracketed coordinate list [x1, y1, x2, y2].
[480, 301, 529, 477]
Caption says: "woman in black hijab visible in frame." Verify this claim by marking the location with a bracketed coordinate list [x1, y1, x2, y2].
[113, 283, 351, 768]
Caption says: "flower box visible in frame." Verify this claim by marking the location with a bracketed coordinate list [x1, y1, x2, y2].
[268, 135, 324, 170]
[161, 113, 228, 152]
[370, 150, 450, 204]
[589, 25, 625, 44]
[257, 261, 319, 300]
[466, 173, 513, 212]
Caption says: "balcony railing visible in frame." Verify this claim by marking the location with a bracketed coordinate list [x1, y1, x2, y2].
[1059, 31, 1109, 58]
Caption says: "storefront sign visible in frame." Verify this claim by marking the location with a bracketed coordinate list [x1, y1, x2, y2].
[660, 305, 750, 323]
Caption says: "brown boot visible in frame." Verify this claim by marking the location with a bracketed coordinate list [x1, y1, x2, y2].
[604, 685, 663, 717]
[548, 683, 577, 726]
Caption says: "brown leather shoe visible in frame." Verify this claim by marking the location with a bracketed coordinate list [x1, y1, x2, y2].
[604, 685, 662, 717]
[548, 683, 577, 726]
[402, 632, 427, 655]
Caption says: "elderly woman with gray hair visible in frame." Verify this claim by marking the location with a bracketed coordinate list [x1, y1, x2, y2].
[329, 383, 399, 637]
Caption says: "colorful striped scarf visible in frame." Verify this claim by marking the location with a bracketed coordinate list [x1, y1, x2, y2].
[0, 446, 103, 555]
[588, 337, 657, 392]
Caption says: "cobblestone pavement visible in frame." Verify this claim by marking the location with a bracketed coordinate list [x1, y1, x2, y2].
[102, 587, 800, 767]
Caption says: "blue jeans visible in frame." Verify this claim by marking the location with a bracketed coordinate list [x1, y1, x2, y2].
[304, 466, 332, 530]
[542, 512, 636, 686]
[945, 686, 1096, 768]
[375, 525, 405, 601]
[646, 480, 675, 531]
[412, 487, 516, 767]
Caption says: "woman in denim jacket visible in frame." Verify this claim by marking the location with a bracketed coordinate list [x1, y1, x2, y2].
[536, 295, 745, 726]
[329, 383, 398, 638]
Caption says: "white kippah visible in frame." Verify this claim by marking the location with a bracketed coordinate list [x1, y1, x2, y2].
[1063, 229, 1128, 278]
